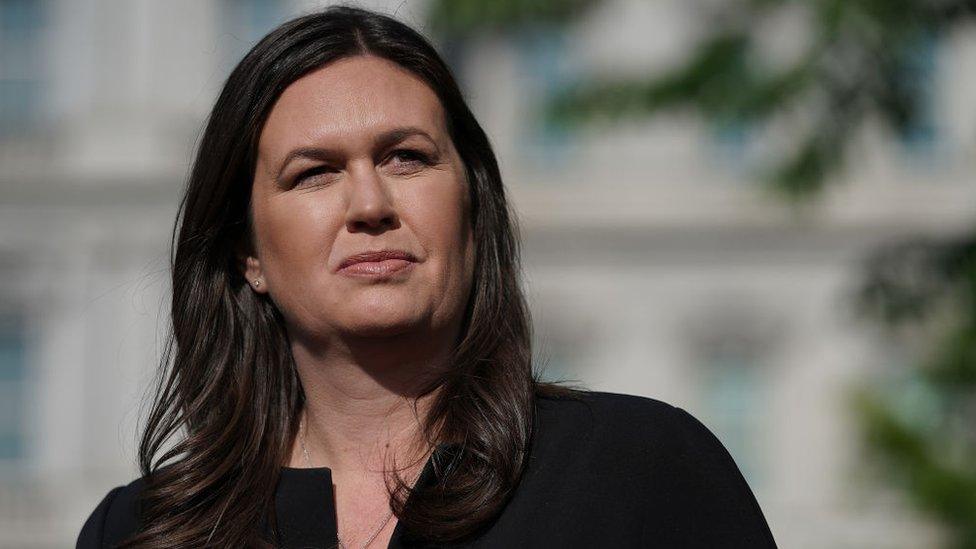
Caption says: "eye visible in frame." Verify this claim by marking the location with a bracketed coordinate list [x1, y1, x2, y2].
[293, 166, 337, 187]
[387, 149, 431, 172]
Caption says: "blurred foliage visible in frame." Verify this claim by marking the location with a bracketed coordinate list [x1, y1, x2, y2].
[853, 234, 976, 548]
[427, 0, 599, 37]
[429, 0, 976, 546]
[429, 0, 976, 200]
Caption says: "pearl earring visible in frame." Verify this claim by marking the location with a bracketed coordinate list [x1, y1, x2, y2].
[254, 279, 261, 288]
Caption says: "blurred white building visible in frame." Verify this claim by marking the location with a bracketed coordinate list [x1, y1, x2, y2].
[1, 0, 974, 547]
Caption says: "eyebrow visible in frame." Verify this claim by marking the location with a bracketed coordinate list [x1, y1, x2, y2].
[273, 126, 437, 182]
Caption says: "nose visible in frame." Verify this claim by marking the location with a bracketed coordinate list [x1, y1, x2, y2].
[344, 162, 399, 234]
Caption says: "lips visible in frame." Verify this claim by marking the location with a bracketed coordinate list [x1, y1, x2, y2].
[338, 249, 417, 271]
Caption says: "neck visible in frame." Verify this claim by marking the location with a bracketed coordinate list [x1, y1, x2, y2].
[287, 327, 452, 477]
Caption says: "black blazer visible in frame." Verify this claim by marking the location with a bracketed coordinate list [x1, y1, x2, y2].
[77, 391, 777, 548]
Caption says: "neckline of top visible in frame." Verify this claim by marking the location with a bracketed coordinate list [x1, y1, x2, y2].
[278, 442, 460, 473]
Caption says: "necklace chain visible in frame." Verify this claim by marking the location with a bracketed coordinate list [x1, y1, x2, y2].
[299, 412, 422, 549]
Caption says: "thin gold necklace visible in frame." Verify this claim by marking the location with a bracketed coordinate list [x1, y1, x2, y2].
[298, 413, 423, 549]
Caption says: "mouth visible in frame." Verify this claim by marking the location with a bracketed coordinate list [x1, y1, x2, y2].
[337, 249, 418, 278]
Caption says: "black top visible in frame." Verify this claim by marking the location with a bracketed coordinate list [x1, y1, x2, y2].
[77, 391, 777, 548]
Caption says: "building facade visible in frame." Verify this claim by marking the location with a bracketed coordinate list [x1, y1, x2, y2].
[1, 0, 974, 546]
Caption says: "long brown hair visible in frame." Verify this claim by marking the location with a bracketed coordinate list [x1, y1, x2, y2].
[121, 5, 580, 547]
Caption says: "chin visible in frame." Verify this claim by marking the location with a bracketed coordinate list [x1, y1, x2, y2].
[339, 307, 425, 338]
[340, 321, 418, 339]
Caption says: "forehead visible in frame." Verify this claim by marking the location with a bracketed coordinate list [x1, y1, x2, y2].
[258, 55, 448, 156]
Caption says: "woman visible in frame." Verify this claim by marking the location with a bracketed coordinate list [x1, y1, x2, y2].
[77, 5, 777, 548]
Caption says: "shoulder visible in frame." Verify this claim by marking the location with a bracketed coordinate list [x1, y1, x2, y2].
[534, 388, 710, 454]
[532, 388, 777, 547]
[76, 475, 147, 548]
[533, 387, 750, 485]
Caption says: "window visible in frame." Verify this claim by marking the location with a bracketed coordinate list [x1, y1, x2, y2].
[698, 344, 765, 485]
[689, 317, 774, 490]
[0, 313, 27, 464]
[892, 30, 941, 157]
[533, 331, 583, 384]
[218, 0, 289, 75]
[0, 0, 47, 135]
[707, 117, 761, 179]
[532, 302, 591, 385]
[513, 23, 578, 170]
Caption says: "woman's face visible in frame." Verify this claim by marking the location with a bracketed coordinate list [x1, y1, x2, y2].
[244, 55, 475, 343]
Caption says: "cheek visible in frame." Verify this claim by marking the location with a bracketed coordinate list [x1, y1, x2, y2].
[417, 183, 474, 313]
[255, 194, 340, 280]
[405, 181, 469, 264]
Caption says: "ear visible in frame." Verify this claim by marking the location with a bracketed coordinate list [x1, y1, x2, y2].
[236, 239, 268, 294]
[243, 256, 268, 294]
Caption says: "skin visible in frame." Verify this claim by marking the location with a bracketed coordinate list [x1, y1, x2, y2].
[240, 54, 475, 547]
